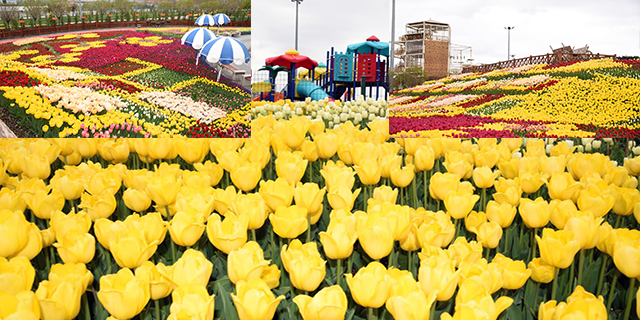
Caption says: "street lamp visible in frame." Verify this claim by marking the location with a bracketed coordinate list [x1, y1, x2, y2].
[292, 0, 303, 51]
[505, 26, 514, 60]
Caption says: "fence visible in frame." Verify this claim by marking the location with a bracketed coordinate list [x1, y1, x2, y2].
[461, 53, 616, 74]
[0, 20, 251, 40]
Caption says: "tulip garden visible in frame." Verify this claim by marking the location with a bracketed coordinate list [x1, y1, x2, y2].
[1, 124, 640, 320]
[0, 28, 251, 138]
[389, 58, 640, 138]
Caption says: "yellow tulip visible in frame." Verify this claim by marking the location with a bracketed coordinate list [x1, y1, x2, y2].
[72, 139, 98, 158]
[474, 145, 501, 168]
[498, 157, 519, 180]
[260, 264, 281, 289]
[493, 254, 531, 290]
[612, 186, 640, 216]
[547, 172, 581, 201]
[0, 290, 40, 320]
[109, 227, 166, 269]
[492, 177, 522, 206]
[314, 132, 338, 159]
[160, 249, 213, 288]
[122, 188, 152, 213]
[473, 166, 500, 189]
[206, 212, 248, 254]
[53, 229, 95, 264]
[78, 191, 117, 221]
[168, 285, 215, 320]
[416, 212, 455, 248]
[293, 285, 348, 320]
[227, 241, 270, 284]
[327, 185, 361, 211]
[134, 261, 173, 300]
[548, 199, 578, 230]
[294, 182, 326, 224]
[275, 151, 308, 185]
[563, 285, 607, 319]
[536, 228, 580, 269]
[476, 221, 502, 249]
[269, 205, 308, 239]
[390, 164, 415, 188]
[345, 261, 391, 308]
[612, 231, 640, 278]
[386, 289, 435, 320]
[36, 279, 83, 320]
[175, 138, 209, 164]
[379, 154, 402, 179]
[282, 117, 309, 149]
[577, 185, 616, 218]
[20, 154, 51, 180]
[418, 255, 460, 301]
[320, 161, 356, 192]
[300, 140, 319, 162]
[193, 161, 224, 187]
[414, 145, 436, 171]
[231, 278, 284, 320]
[48, 262, 93, 292]
[354, 158, 382, 185]
[0, 256, 35, 294]
[372, 185, 398, 204]
[50, 171, 84, 200]
[98, 139, 130, 164]
[13, 223, 42, 260]
[528, 258, 555, 284]
[86, 169, 121, 196]
[484, 201, 516, 228]
[230, 193, 270, 230]
[567, 153, 606, 181]
[624, 156, 640, 176]
[429, 172, 460, 201]
[443, 151, 473, 179]
[0, 209, 30, 258]
[465, 210, 487, 234]
[540, 155, 567, 177]
[22, 188, 64, 220]
[168, 208, 206, 247]
[518, 197, 551, 229]
[356, 212, 395, 260]
[97, 268, 150, 320]
[319, 216, 357, 260]
[524, 139, 546, 157]
[213, 186, 239, 216]
[444, 190, 479, 220]
[259, 178, 294, 212]
[146, 175, 182, 207]
[209, 139, 245, 158]
[448, 237, 483, 268]
[519, 171, 548, 194]
[281, 240, 326, 292]
[564, 213, 602, 249]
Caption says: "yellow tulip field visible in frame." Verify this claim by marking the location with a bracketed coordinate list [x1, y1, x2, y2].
[1, 127, 640, 319]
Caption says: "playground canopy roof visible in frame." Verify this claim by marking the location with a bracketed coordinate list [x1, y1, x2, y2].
[346, 35, 390, 57]
[265, 49, 319, 70]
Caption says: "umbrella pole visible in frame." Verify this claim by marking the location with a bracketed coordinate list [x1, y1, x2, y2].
[217, 62, 223, 81]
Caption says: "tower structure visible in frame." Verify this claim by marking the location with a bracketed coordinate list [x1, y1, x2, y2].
[397, 19, 451, 79]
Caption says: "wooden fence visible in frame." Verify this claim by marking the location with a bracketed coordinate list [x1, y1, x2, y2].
[0, 20, 251, 40]
[461, 53, 616, 74]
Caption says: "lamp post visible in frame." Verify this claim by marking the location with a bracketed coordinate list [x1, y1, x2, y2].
[390, 0, 395, 87]
[505, 26, 514, 60]
[292, 0, 303, 50]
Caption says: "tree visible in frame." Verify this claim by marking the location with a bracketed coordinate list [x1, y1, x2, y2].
[0, 5, 19, 30]
[113, 0, 133, 20]
[390, 65, 429, 91]
[157, 1, 173, 16]
[46, 0, 70, 22]
[22, 0, 45, 26]
[175, 0, 193, 18]
[92, 0, 112, 22]
[198, 0, 219, 14]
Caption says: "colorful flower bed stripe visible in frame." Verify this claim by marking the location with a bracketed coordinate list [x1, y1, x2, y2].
[390, 58, 640, 138]
[0, 29, 250, 138]
[1, 130, 639, 320]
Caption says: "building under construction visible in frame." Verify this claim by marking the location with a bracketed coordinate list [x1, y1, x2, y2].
[396, 20, 472, 79]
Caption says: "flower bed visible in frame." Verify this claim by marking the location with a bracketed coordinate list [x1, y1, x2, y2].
[1, 29, 250, 137]
[390, 58, 640, 137]
[0, 131, 639, 320]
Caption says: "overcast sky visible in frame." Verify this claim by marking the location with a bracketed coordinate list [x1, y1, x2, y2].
[393, 0, 640, 66]
[252, 0, 390, 73]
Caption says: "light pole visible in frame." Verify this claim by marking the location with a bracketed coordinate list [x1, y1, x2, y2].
[292, 0, 303, 51]
[505, 26, 514, 60]
[390, 0, 395, 87]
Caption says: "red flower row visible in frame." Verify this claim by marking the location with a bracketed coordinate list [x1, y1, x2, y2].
[0, 70, 41, 87]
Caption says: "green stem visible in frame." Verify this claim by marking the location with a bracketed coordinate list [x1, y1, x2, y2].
[347, 254, 352, 275]
[530, 228, 537, 262]
[423, 171, 428, 209]
[606, 271, 620, 312]
[337, 258, 343, 288]
[411, 176, 418, 208]
[577, 250, 585, 286]
[615, 214, 623, 229]
[389, 243, 395, 268]
[368, 307, 378, 320]
[481, 187, 487, 212]
[400, 187, 404, 206]
[155, 299, 161, 320]
[454, 218, 461, 240]
[484, 247, 490, 261]
[503, 226, 510, 255]
[622, 278, 636, 320]
[251, 229, 257, 242]
[551, 267, 559, 301]
[429, 303, 435, 320]
[306, 213, 311, 243]
[568, 259, 575, 293]
[82, 293, 90, 320]
[533, 282, 540, 314]
[408, 250, 414, 278]
[596, 255, 609, 296]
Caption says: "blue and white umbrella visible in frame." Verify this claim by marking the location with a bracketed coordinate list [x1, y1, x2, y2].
[195, 14, 215, 26]
[197, 37, 250, 80]
[213, 13, 230, 26]
[181, 27, 216, 50]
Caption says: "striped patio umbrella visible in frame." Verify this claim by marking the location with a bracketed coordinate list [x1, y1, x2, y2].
[198, 37, 250, 80]
[181, 28, 216, 50]
[195, 14, 215, 26]
[213, 13, 230, 32]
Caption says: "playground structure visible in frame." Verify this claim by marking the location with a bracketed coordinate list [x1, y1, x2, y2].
[252, 35, 389, 102]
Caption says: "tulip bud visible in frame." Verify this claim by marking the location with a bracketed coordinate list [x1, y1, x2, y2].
[98, 268, 150, 320]
[345, 261, 391, 308]
[293, 285, 348, 320]
[232, 278, 284, 320]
